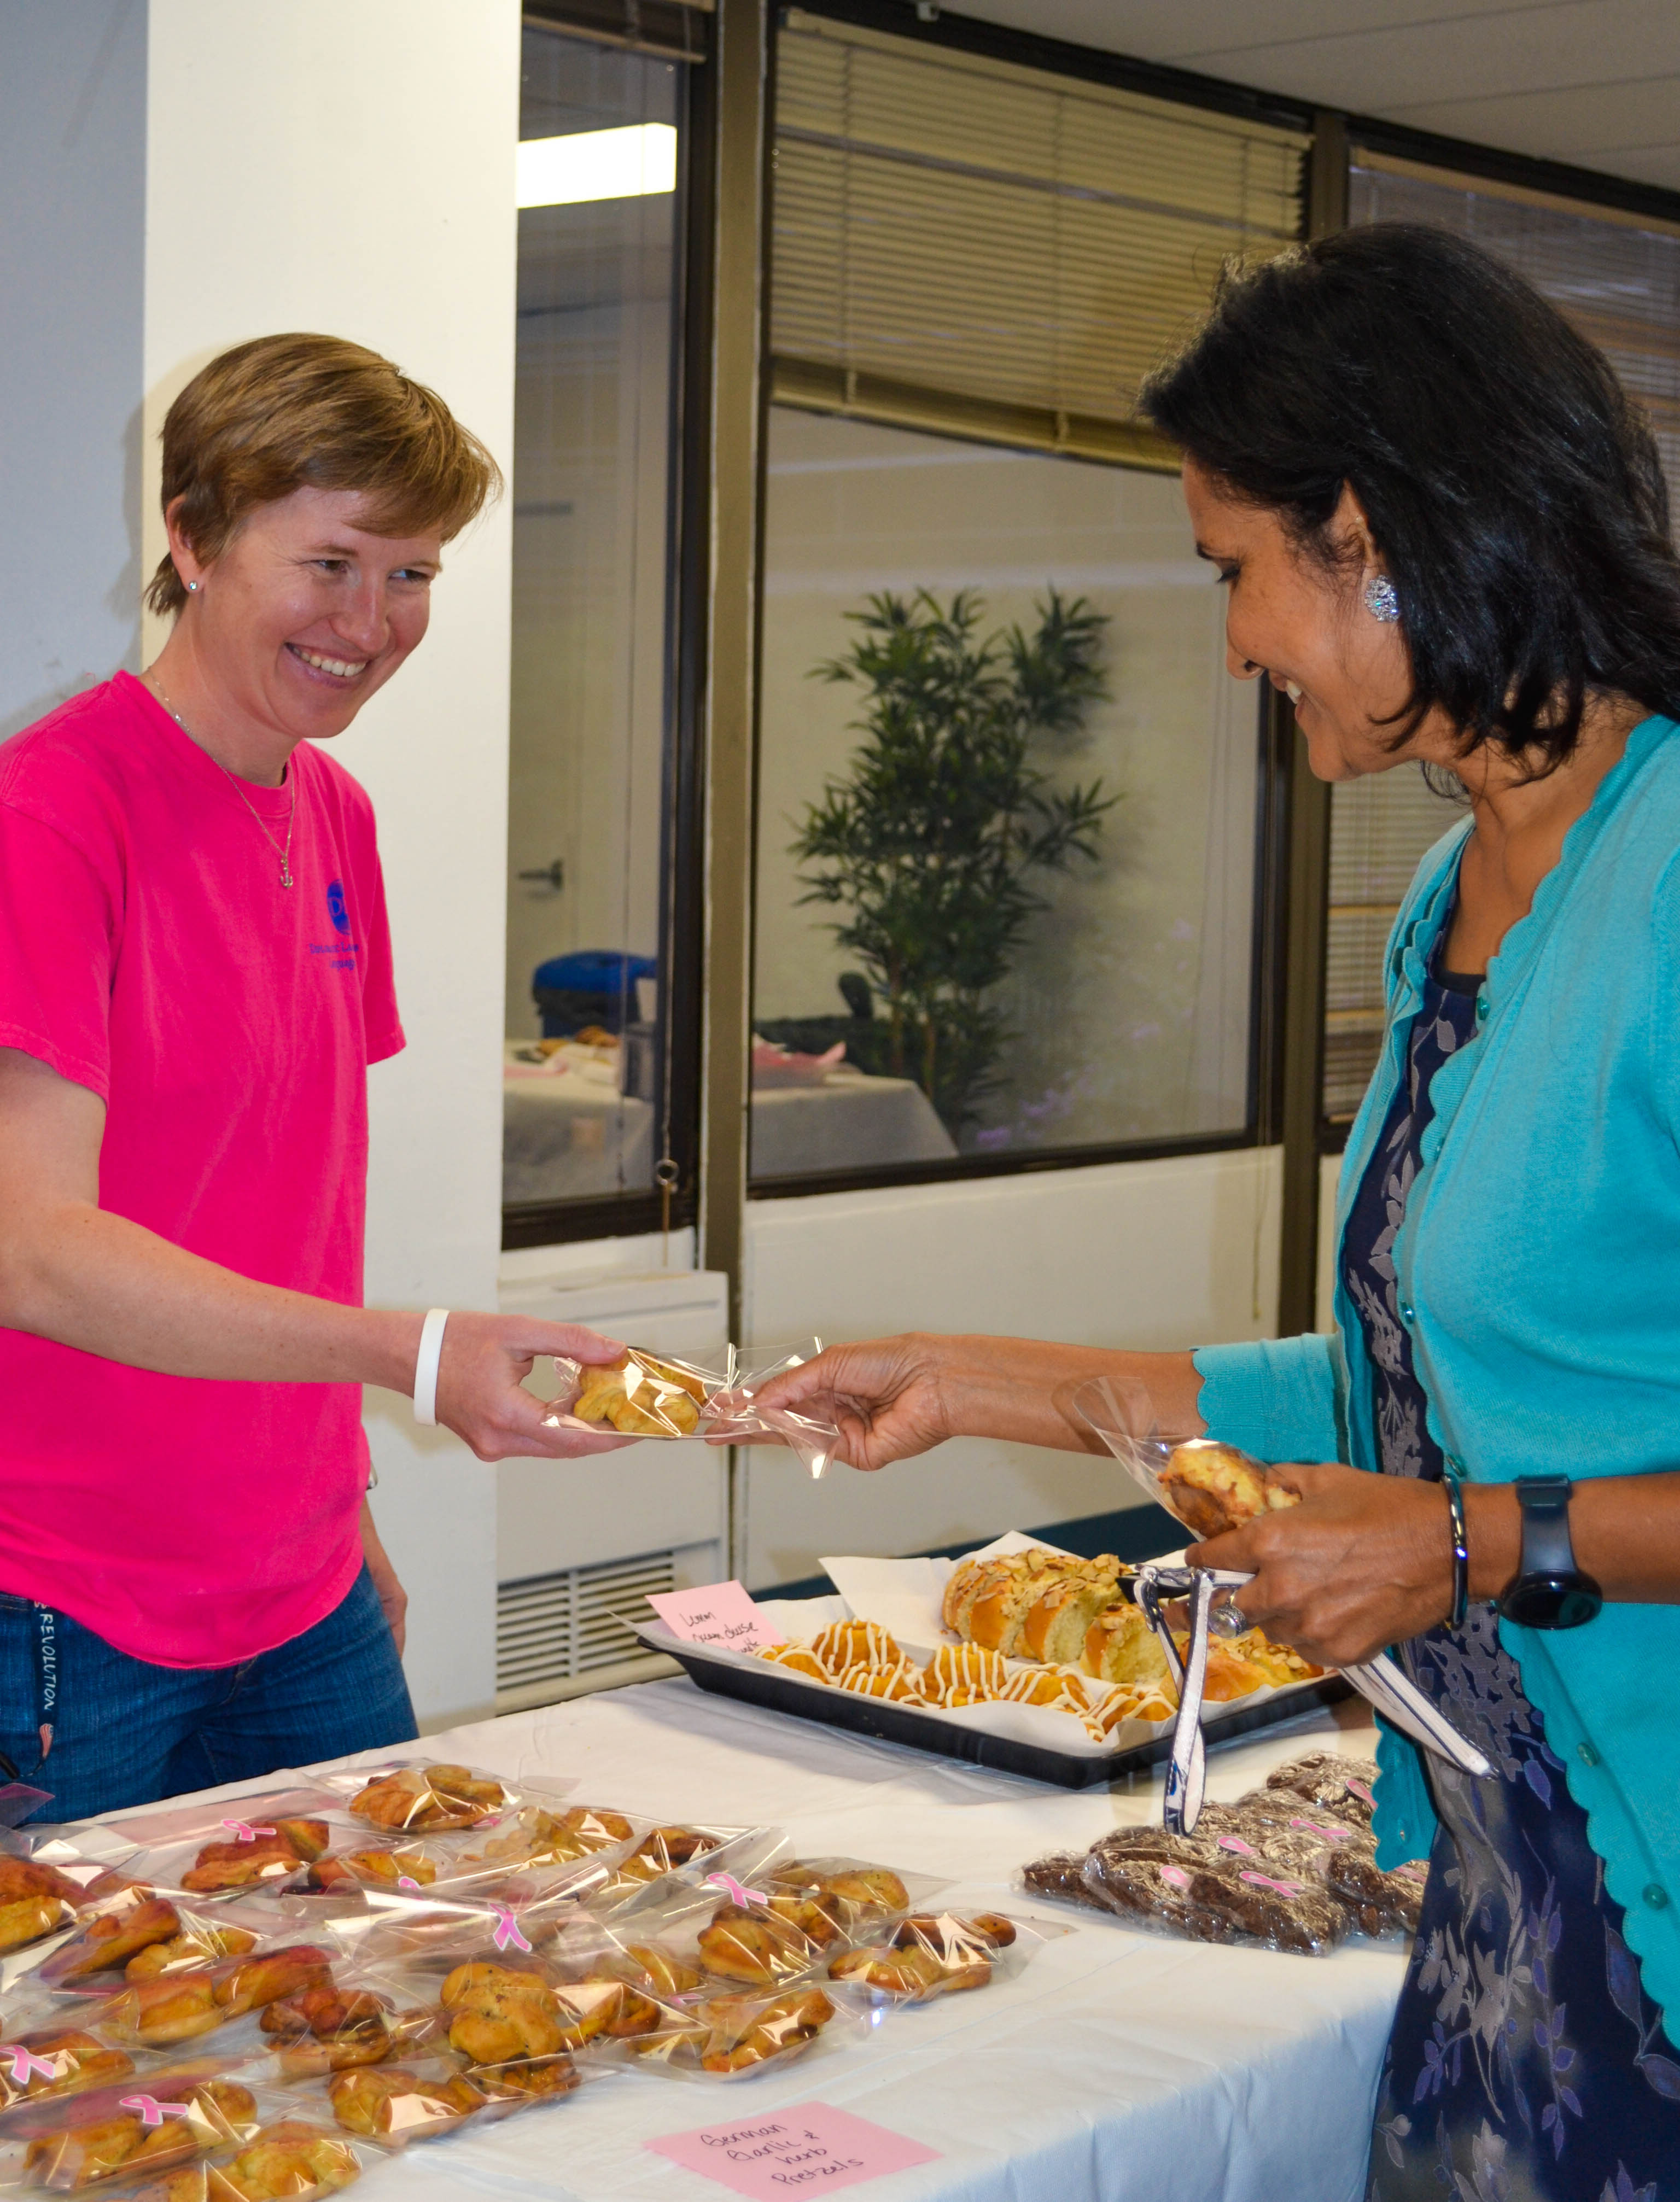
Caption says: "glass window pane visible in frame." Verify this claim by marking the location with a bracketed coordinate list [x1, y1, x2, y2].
[504, 28, 682, 1214]
[750, 405, 1259, 1181]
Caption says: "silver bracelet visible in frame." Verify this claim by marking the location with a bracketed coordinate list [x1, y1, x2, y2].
[1443, 1469, 1471, 1630]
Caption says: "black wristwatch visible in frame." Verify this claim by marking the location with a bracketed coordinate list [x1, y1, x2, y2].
[1497, 1476, 1603, 1629]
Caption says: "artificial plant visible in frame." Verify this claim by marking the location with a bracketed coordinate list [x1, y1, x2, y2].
[790, 586, 1115, 1137]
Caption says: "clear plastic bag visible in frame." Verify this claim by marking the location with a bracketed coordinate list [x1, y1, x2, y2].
[0, 2058, 272, 2191]
[252, 1978, 444, 2085]
[0, 2024, 137, 2116]
[1071, 1377, 1298, 1543]
[89, 1942, 339, 2052]
[544, 1343, 843, 1479]
[825, 1909, 1060, 2007]
[619, 1983, 858, 2080]
[39, 1898, 282, 1999]
[302, 2048, 592, 2146]
[106, 2117, 376, 2201]
[319, 1762, 556, 1836]
[1079, 1836, 1350, 1957]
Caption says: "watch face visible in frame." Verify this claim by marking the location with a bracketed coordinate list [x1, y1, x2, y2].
[1501, 1574, 1603, 1630]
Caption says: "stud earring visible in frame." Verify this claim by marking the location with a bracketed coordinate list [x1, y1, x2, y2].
[187, 581, 200, 593]
[1364, 574, 1399, 622]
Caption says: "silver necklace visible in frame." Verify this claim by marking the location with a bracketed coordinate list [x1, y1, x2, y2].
[147, 677, 296, 889]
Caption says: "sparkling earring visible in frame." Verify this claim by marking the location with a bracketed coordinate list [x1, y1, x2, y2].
[1364, 574, 1399, 622]
[187, 581, 200, 593]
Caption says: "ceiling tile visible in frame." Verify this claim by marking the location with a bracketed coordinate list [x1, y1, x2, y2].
[1179, 4, 1679, 114]
[1383, 74, 1680, 158]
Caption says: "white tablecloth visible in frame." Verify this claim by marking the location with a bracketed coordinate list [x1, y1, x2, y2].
[97, 1681, 1405, 2202]
[750, 1071, 958, 1180]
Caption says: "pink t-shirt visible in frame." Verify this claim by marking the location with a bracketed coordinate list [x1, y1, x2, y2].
[0, 673, 404, 1667]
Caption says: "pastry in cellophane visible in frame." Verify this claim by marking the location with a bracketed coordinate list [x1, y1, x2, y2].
[90, 1943, 338, 2049]
[0, 1851, 93, 1958]
[255, 1978, 442, 2082]
[43, 1897, 277, 1997]
[826, 1910, 1056, 2006]
[0, 2061, 267, 2192]
[0, 2023, 135, 2111]
[626, 1985, 850, 2080]
[1080, 1833, 1350, 1956]
[1019, 1752, 1416, 1954]
[118, 2118, 372, 2200]
[545, 1342, 843, 1477]
[339, 1765, 511, 1834]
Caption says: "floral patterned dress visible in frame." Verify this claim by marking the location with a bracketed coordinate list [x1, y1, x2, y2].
[1345, 947, 1680, 2202]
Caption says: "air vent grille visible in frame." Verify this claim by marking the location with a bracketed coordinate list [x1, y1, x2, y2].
[496, 1549, 678, 1699]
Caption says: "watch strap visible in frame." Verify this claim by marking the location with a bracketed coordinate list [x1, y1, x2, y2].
[1515, 1475, 1577, 1579]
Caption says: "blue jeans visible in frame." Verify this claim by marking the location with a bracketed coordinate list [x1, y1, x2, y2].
[0, 1564, 417, 1823]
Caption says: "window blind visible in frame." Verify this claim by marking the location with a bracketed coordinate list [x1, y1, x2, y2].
[1349, 154, 1680, 495]
[1324, 155, 1680, 1126]
[1322, 766, 1463, 1122]
[771, 11, 1308, 467]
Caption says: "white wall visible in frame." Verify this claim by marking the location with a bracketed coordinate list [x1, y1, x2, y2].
[739, 1143, 1281, 1585]
[143, 0, 523, 1727]
[0, 0, 146, 735]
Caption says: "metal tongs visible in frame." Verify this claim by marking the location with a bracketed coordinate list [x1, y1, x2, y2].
[1131, 1562, 1492, 1836]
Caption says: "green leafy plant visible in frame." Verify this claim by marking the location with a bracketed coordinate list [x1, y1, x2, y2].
[790, 587, 1116, 1137]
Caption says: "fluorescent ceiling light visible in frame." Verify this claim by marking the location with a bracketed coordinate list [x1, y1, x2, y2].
[517, 124, 676, 208]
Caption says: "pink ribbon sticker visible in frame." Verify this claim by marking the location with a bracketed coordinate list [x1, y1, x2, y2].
[491, 1907, 532, 1954]
[1216, 1836, 1259, 1858]
[8, 2047, 58, 2084]
[1290, 1816, 1350, 1842]
[220, 1820, 276, 1843]
[1159, 1865, 1192, 1889]
[120, 2096, 194, 2129]
[1345, 1778, 1376, 1807]
[703, 1872, 767, 1908]
[396, 1876, 421, 1892]
[1240, 1870, 1304, 1897]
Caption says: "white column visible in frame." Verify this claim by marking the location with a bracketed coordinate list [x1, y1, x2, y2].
[143, 0, 522, 1725]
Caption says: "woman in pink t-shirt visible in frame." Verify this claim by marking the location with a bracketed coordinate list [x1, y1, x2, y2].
[0, 335, 630, 1819]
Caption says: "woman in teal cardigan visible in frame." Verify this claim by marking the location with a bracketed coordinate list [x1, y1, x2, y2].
[759, 225, 1680, 2199]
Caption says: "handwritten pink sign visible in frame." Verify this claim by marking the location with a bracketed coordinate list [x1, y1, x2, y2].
[646, 1581, 782, 1656]
[648, 2103, 939, 2199]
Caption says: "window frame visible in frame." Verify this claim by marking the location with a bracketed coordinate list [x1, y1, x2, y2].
[501, 9, 716, 1252]
[742, 0, 1303, 1202]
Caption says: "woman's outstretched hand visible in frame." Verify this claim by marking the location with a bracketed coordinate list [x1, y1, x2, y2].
[1186, 1462, 1457, 1667]
[431, 1314, 637, 1463]
[745, 1334, 960, 1471]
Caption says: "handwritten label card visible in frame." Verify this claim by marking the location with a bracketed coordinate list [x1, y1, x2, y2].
[648, 2102, 939, 2198]
[646, 1581, 783, 1655]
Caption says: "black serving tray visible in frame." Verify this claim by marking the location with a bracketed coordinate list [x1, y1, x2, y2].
[637, 1626, 1351, 1791]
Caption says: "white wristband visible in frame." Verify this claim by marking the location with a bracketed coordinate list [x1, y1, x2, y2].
[412, 1308, 450, 1426]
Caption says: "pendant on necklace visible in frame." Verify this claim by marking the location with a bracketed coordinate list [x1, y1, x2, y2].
[280, 863, 294, 889]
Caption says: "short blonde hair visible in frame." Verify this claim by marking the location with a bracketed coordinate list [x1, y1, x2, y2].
[146, 332, 502, 616]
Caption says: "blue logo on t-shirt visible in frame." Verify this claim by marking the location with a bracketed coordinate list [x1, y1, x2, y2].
[326, 879, 350, 936]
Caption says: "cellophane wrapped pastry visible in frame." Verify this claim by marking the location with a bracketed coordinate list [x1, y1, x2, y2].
[826, 1909, 1052, 2006]
[0, 2022, 135, 2111]
[1070, 1376, 1305, 1541]
[626, 1985, 848, 2080]
[0, 2061, 267, 2192]
[113, 2118, 372, 2201]
[545, 1343, 843, 1477]
[43, 1896, 277, 1997]
[1020, 1751, 1414, 1956]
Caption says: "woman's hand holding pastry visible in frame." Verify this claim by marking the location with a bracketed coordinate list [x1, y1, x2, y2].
[1186, 1463, 1457, 1667]
[429, 1315, 638, 1462]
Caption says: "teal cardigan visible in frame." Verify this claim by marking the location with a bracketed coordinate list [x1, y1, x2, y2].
[1195, 712, 1680, 2036]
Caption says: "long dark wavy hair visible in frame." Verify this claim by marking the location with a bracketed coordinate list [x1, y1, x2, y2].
[1140, 223, 1680, 767]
